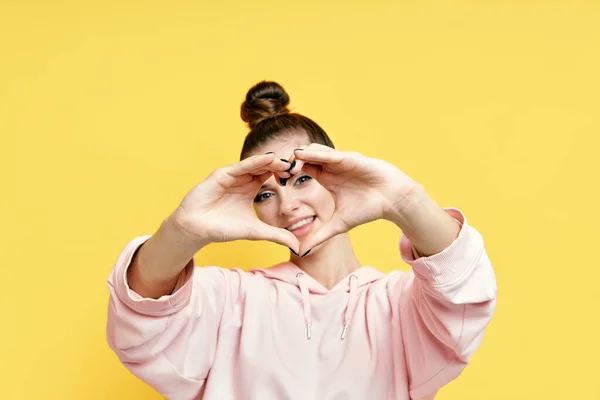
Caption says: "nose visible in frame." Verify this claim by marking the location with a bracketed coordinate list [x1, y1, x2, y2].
[278, 187, 301, 216]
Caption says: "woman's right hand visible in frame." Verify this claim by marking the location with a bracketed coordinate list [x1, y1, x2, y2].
[171, 153, 300, 252]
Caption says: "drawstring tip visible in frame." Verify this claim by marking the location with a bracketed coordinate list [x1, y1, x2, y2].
[306, 324, 312, 340]
[341, 324, 349, 340]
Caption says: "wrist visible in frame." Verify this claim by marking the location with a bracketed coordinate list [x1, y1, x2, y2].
[385, 183, 461, 256]
[127, 213, 206, 299]
[166, 210, 211, 252]
[383, 182, 423, 227]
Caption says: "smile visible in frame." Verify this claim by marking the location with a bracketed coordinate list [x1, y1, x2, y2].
[286, 216, 316, 231]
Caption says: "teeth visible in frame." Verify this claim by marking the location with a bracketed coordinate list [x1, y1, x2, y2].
[287, 217, 315, 231]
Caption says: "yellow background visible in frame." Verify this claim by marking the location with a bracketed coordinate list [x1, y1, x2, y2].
[1, 0, 598, 399]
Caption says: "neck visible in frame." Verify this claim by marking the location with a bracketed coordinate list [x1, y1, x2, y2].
[290, 233, 361, 289]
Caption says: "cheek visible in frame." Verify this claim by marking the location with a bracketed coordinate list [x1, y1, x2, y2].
[308, 184, 335, 218]
[254, 204, 276, 225]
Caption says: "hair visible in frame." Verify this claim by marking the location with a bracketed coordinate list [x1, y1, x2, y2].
[239, 81, 335, 160]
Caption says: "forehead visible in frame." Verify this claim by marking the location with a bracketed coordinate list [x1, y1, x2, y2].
[250, 135, 311, 161]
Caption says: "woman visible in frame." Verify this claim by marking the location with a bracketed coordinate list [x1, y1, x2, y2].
[106, 81, 497, 400]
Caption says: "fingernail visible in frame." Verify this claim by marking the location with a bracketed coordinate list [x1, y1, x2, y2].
[279, 177, 288, 186]
[294, 148, 304, 152]
[301, 249, 311, 258]
[286, 160, 297, 173]
[265, 152, 275, 155]
[280, 158, 290, 163]
[289, 248, 299, 256]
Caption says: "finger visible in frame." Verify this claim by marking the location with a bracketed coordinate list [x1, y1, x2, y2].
[274, 170, 292, 179]
[273, 157, 293, 178]
[287, 146, 309, 175]
[255, 158, 292, 177]
[251, 222, 300, 253]
[255, 169, 290, 186]
[228, 154, 291, 177]
[281, 144, 331, 176]
[293, 149, 347, 166]
[299, 214, 348, 255]
[255, 170, 291, 179]
[270, 158, 294, 173]
[287, 157, 304, 176]
[256, 171, 274, 185]
[227, 154, 276, 177]
[292, 143, 335, 166]
[300, 163, 322, 181]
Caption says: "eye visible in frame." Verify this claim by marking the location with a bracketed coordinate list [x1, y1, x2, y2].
[254, 192, 273, 203]
[295, 175, 312, 185]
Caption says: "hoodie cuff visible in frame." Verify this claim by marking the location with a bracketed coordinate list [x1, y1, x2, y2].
[400, 207, 481, 288]
[109, 235, 195, 317]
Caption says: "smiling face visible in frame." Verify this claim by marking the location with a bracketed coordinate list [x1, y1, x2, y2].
[249, 134, 335, 243]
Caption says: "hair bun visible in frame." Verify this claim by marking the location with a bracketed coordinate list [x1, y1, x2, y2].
[241, 81, 290, 129]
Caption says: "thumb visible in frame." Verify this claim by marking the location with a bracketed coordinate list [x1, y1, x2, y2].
[299, 214, 347, 256]
[252, 222, 300, 253]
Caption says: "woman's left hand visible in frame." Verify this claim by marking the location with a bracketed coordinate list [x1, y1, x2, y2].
[290, 144, 419, 254]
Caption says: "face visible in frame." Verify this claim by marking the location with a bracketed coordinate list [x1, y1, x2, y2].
[249, 135, 335, 244]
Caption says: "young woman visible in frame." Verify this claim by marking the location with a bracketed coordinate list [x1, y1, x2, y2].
[106, 81, 497, 400]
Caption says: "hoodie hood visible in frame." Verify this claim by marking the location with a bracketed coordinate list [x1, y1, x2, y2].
[250, 262, 384, 340]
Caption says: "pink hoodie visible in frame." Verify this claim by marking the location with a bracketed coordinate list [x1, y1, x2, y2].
[106, 208, 497, 400]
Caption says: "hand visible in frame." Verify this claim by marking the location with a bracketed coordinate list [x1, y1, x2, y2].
[172, 153, 300, 253]
[291, 144, 418, 254]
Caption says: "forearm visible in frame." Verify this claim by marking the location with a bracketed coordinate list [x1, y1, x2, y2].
[128, 213, 209, 299]
[386, 184, 460, 257]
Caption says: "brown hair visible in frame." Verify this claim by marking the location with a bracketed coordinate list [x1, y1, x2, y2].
[239, 81, 335, 160]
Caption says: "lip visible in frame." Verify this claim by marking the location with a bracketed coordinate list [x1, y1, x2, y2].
[286, 216, 316, 238]
[284, 215, 316, 230]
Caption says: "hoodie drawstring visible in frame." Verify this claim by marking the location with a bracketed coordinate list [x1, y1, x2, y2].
[296, 273, 312, 340]
[341, 274, 358, 340]
[296, 273, 360, 341]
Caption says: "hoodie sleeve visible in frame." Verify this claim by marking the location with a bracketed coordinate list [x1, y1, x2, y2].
[390, 208, 497, 399]
[106, 235, 241, 400]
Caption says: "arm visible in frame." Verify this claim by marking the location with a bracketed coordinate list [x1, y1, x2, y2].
[386, 186, 498, 399]
[127, 212, 209, 299]
[384, 183, 461, 257]
[106, 154, 290, 398]
[106, 229, 242, 399]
